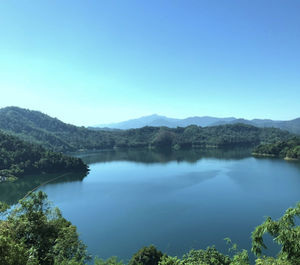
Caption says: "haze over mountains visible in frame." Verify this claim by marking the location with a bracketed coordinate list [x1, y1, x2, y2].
[95, 114, 300, 134]
[0, 107, 294, 153]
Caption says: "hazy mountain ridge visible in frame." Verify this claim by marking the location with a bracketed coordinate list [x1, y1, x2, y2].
[0, 107, 294, 153]
[95, 114, 300, 134]
[95, 115, 237, 129]
[98, 114, 180, 129]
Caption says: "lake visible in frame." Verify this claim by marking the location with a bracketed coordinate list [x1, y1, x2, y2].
[1, 148, 300, 262]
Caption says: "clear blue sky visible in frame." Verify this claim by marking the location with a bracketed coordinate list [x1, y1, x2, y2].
[0, 0, 299, 126]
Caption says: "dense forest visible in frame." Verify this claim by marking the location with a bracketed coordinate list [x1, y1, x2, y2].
[0, 130, 88, 181]
[0, 107, 293, 152]
[0, 107, 115, 152]
[0, 106, 297, 183]
[0, 191, 299, 265]
[119, 123, 292, 150]
[253, 137, 300, 160]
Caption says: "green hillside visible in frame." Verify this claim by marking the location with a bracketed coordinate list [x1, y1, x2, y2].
[0, 107, 293, 152]
[0, 130, 88, 181]
[253, 137, 300, 160]
[0, 107, 115, 152]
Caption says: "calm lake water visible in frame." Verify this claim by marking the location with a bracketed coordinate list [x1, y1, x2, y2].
[1, 148, 300, 262]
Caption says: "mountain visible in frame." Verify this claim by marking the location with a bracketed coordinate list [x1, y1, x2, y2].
[217, 118, 300, 134]
[95, 115, 236, 129]
[97, 114, 180, 129]
[177, 116, 236, 127]
[94, 114, 300, 134]
[0, 130, 88, 181]
[0, 106, 116, 152]
[0, 107, 293, 152]
[273, 118, 300, 134]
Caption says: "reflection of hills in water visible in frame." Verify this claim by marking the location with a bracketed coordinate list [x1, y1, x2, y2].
[75, 147, 253, 165]
[0, 172, 87, 205]
[0, 148, 254, 205]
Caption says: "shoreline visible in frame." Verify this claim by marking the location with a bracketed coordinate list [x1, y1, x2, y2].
[252, 153, 299, 161]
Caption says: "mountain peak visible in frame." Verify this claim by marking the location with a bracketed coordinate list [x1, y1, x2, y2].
[93, 114, 300, 134]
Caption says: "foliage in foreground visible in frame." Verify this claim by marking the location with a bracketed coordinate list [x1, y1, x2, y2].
[0, 191, 90, 265]
[252, 202, 300, 264]
[92, 202, 300, 265]
[1, 192, 300, 265]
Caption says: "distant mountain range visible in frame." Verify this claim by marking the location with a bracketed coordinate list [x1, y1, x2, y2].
[94, 114, 300, 134]
[0, 107, 295, 153]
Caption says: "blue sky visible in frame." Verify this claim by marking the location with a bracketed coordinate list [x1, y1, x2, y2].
[0, 0, 299, 126]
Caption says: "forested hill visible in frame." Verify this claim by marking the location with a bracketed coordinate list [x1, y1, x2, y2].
[0, 106, 115, 152]
[0, 130, 88, 181]
[253, 137, 300, 160]
[0, 107, 293, 152]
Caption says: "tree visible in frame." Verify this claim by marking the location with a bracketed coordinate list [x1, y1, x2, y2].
[0, 191, 90, 265]
[252, 202, 300, 264]
[129, 245, 163, 265]
[152, 130, 174, 148]
[94, 256, 125, 265]
[158, 255, 180, 265]
[181, 247, 231, 265]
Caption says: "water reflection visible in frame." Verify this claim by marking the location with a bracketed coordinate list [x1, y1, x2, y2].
[74, 147, 253, 165]
[227, 158, 300, 193]
[1, 147, 300, 263]
[0, 148, 250, 205]
[0, 172, 87, 204]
